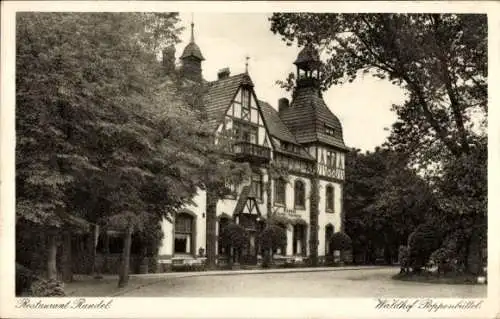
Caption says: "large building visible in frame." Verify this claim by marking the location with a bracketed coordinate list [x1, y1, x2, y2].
[158, 22, 348, 267]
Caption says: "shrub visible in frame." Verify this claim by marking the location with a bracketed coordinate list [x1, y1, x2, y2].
[16, 263, 37, 295]
[259, 224, 287, 267]
[171, 264, 205, 272]
[219, 222, 249, 252]
[259, 224, 287, 252]
[330, 232, 352, 251]
[408, 224, 442, 272]
[398, 246, 410, 273]
[30, 278, 66, 297]
[430, 247, 456, 274]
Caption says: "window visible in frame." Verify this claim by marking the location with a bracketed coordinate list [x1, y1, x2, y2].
[241, 90, 250, 120]
[325, 124, 335, 136]
[274, 179, 286, 205]
[293, 224, 306, 256]
[326, 185, 334, 212]
[224, 179, 238, 198]
[294, 180, 305, 209]
[233, 121, 258, 143]
[251, 173, 263, 200]
[326, 151, 336, 168]
[174, 213, 194, 254]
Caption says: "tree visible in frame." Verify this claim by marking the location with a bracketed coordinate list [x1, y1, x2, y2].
[219, 222, 250, 268]
[259, 223, 287, 267]
[367, 151, 440, 264]
[270, 13, 486, 271]
[329, 232, 352, 252]
[343, 148, 386, 263]
[408, 224, 443, 272]
[16, 12, 243, 288]
[201, 128, 251, 270]
[342, 148, 437, 264]
[270, 13, 486, 165]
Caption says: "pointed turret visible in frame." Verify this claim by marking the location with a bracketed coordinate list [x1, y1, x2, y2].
[180, 20, 205, 82]
[293, 43, 321, 92]
[279, 44, 347, 151]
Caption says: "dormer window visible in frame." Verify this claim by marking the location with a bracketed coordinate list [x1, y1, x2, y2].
[325, 124, 335, 136]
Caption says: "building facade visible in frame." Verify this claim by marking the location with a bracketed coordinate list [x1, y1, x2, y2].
[158, 24, 348, 267]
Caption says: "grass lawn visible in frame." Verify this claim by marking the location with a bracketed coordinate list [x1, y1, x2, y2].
[392, 270, 484, 285]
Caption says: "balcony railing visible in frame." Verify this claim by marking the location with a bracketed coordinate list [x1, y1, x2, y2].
[232, 141, 271, 162]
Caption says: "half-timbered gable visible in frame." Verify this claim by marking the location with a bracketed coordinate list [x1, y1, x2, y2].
[204, 72, 273, 163]
[158, 25, 350, 268]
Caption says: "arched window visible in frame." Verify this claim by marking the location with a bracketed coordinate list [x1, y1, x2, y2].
[274, 178, 286, 205]
[294, 180, 305, 209]
[292, 223, 307, 256]
[174, 213, 195, 255]
[326, 185, 334, 212]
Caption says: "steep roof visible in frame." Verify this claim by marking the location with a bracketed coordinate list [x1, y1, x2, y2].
[259, 100, 314, 161]
[259, 100, 297, 145]
[180, 42, 205, 61]
[279, 86, 348, 151]
[294, 44, 321, 69]
[203, 73, 253, 131]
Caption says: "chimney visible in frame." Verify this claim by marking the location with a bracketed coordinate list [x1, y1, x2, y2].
[278, 98, 290, 113]
[217, 67, 230, 80]
[162, 45, 176, 74]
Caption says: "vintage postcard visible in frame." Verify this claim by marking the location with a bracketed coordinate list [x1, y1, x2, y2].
[1, 1, 499, 318]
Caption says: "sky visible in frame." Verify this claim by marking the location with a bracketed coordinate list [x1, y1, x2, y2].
[174, 13, 407, 152]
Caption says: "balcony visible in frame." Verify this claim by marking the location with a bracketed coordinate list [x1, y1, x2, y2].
[232, 141, 271, 163]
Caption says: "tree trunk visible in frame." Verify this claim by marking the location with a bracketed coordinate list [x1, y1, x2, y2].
[227, 246, 233, 269]
[206, 192, 218, 269]
[47, 232, 58, 280]
[384, 246, 392, 265]
[91, 225, 99, 276]
[103, 231, 110, 274]
[309, 172, 319, 266]
[61, 231, 73, 282]
[266, 180, 272, 219]
[118, 227, 132, 288]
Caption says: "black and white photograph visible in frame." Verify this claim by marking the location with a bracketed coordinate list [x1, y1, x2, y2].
[0, 1, 498, 318]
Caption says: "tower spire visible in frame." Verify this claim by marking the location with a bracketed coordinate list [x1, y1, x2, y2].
[190, 13, 195, 43]
[245, 55, 250, 73]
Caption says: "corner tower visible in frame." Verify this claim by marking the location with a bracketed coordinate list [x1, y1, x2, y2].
[279, 44, 349, 263]
[280, 43, 348, 163]
[180, 21, 205, 82]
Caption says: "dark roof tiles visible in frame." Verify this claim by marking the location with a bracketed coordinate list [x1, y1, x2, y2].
[294, 44, 321, 69]
[200, 72, 347, 154]
[203, 73, 252, 131]
[280, 87, 347, 150]
[259, 100, 297, 144]
[180, 42, 205, 61]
